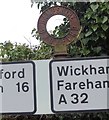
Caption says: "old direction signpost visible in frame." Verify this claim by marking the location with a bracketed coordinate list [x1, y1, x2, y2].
[0, 5, 108, 115]
[37, 5, 109, 113]
[0, 61, 36, 114]
[37, 6, 81, 57]
[49, 57, 109, 113]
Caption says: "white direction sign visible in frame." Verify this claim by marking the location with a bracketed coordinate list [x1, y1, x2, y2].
[49, 57, 109, 113]
[0, 61, 36, 114]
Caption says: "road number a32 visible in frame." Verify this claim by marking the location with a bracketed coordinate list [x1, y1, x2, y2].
[59, 93, 88, 104]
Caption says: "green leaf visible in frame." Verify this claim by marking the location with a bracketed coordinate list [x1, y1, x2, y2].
[101, 24, 108, 31]
[102, 16, 108, 23]
[91, 24, 98, 31]
[90, 4, 99, 11]
[95, 17, 102, 23]
[85, 9, 93, 19]
[85, 30, 93, 37]
[82, 38, 90, 45]
[96, 47, 101, 53]
[94, 47, 102, 53]
[80, 48, 90, 56]
[100, 33, 105, 38]
[106, 3, 109, 9]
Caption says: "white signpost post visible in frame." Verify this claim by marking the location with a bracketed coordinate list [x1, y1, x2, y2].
[49, 57, 109, 113]
[0, 61, 36, 114]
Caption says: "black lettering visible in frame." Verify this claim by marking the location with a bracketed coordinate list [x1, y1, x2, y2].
[87, 79, 94, 89]
[12, 71, 16, 78]
[57, 66, 69, 76]
[95, 81, 102, 88]
[98, 67, 105, 74]
[70, 66, 73, 75]
[71, 93, 79, 104]
[103, 81, 109, 88]
[73, 82, 77, 90]
[90, 65, 97, 75]
[65, 82, 72, 90]
[0, 86, 3, 93]
[0, 69, 3, 79]
[82, 65, 88, 75]
[18, 68, 25, 78]
[79, 82, 85, 89]
[57, 80, 64, 90]
[106, 66, 109, 74]
[4, 72, 11, 79]
[59, 94, 67, 104]
[81, 93, 88, 103]
[74, 68, 80, 76]
[16, 82, 29, 92]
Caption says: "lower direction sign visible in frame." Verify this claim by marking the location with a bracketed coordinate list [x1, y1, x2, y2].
[0, 61, 36, 114]
[49, 57, 109, 113]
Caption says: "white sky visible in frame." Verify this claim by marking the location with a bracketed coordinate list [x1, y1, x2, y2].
[0, 0, 40, 46]
[47, 15, 65, 34]
[0, 0, 66, 47]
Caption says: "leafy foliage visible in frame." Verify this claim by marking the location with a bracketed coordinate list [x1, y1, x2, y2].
[77, 2, 109, 57]
[66, 2, 109, 57]
[52, 17, 70, 38]
[0, 41, 53, 62]
[0, 41, 35, 62]
[32, 2, 109, 57]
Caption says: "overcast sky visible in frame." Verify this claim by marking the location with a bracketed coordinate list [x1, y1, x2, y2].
[0, 0, 68, 47]
[0, 0, 40, 46]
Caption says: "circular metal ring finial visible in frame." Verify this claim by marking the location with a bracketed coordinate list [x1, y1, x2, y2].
[37, 6, 80, 46]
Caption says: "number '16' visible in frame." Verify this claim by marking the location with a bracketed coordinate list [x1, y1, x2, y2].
[16, 82, 29, 92]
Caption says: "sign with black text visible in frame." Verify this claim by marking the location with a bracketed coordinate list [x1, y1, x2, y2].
[0, 61, 36, 114]
[49, 57, 109, 113]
